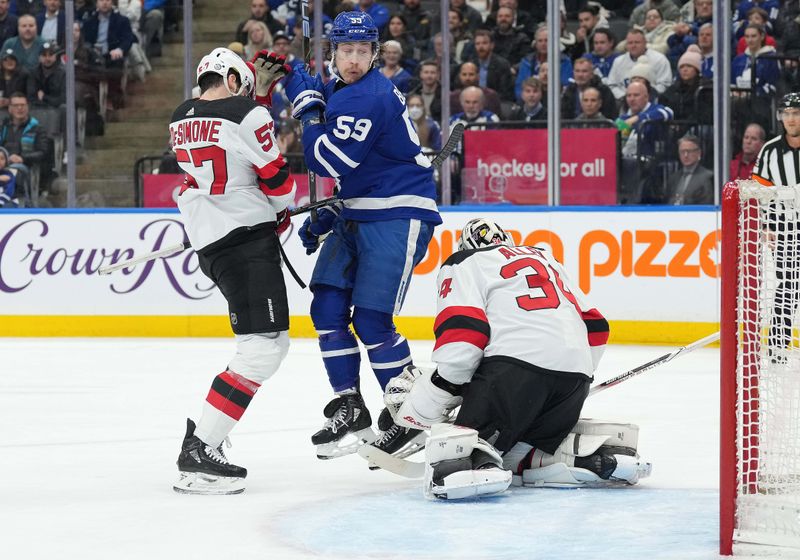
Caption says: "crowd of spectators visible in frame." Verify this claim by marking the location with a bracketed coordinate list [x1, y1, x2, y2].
[0, 0, 180, 207]
[216, 0, 799, 206]
[5, 0, 798, 208]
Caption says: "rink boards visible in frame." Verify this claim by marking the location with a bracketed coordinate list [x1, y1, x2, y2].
[0, 206, 720, 344]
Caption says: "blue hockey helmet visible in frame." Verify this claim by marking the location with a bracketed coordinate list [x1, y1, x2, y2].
[329, 11, 379, 48]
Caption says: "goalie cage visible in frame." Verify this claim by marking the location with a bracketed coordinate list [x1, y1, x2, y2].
[721, 180, 800, 556]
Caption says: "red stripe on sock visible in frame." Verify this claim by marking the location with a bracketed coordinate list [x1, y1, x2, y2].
[206, 388, 246, 420]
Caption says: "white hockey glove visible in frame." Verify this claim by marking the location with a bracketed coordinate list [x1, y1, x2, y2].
[389, 366, 463, 430]
[250, 50, 291, 103]
[384, 364, 424, 417]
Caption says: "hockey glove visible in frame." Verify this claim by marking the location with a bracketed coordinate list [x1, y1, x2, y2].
[251, 50, 292, 106]
[393, 367, 463, 430]
[384, 364, 424, 418]
[297, 203, 341, 254]
[275, 208, 291, 235]
[284, 66, 325, 124]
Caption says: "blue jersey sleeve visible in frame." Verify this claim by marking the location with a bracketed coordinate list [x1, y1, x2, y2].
[302, 88, 387, 178]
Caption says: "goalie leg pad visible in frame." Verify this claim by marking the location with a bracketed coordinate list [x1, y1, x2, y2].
[573, 419, 640, 450]
[512, 419, 651, 487]
[425, 423, 477, 463]
[424, 424, 511, 500]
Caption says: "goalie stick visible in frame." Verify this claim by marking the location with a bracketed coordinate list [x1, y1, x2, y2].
[361, 331, 721, 478]
[97, 196, 339, 275]
[587, 331, 719, 396]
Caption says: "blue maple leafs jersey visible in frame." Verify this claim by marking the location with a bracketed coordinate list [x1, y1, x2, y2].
[301, 68, 442, 225]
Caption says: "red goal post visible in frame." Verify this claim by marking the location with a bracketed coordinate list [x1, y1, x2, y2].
[720, 180, 800, 556]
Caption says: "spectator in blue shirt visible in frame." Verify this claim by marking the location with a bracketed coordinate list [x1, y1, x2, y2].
[35, 0, 63, 45]
[516, 25, 573, 101]
[0, 145, 18, 207]
[82, 0, 136, 109]
[731, 24, 779, 97]
[379, 40, 412, 94]
[585, 28, 617, 81]
[358, 0, 389, 33]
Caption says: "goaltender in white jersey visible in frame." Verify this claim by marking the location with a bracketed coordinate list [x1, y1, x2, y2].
[381, 218, 651, 500]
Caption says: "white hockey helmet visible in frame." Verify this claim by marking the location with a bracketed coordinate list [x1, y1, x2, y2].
[196, 47, 256, 99]
[457, 218, 514, 251]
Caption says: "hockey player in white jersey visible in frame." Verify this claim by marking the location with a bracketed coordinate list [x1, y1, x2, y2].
[170, 47, 296, 494]
[382, 218, 651, 499]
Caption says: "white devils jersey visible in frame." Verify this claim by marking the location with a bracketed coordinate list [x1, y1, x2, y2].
[432, 245, 609, 386]
[169, 96, 296, 251]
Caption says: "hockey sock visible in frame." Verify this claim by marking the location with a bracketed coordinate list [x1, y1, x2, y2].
[311, 285, 361, 392]
[353, 307, 412, 390]
[317, 329, 361, 392]
[195, 370, 260, 449]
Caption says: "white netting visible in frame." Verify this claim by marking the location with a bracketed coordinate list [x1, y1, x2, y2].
[733, 180, 800, 553]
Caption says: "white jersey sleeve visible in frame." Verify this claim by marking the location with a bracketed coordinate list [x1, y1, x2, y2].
[431, 256, 489, 386]
[238, 106, 296, 213]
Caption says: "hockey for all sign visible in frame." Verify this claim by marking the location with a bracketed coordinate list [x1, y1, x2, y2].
[462, 128, 618, 205]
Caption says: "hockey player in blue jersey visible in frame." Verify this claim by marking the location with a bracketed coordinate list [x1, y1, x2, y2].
[284, 11, 442, 460]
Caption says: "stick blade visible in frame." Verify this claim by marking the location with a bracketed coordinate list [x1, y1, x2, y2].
[357, 444, 425, 479]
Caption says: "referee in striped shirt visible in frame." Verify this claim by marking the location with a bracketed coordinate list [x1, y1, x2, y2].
[752, 92, 800, 362]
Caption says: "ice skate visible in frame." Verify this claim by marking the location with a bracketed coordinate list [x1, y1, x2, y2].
[366, 408, 426, 470]
[173, 419, 247, 495]
[312, 391, 376, 459]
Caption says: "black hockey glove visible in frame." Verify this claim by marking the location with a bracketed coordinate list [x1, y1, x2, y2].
[251, 50, 291, 105]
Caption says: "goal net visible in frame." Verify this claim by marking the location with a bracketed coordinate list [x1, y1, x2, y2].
[720, 180, 800, 556]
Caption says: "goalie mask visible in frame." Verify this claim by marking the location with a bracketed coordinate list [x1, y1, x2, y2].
[457, 218, 513, 251]
[196, 47, 256, 99]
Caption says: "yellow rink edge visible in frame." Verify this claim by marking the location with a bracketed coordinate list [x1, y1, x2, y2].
[0, 315, 720, 346]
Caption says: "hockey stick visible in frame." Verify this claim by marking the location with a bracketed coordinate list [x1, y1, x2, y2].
[361, 331, 721, 478]
[301, 0, 318, 223]
[430, 123, 464, 168]
[97, 196, 340, 275]
[587, 331, 720, 396]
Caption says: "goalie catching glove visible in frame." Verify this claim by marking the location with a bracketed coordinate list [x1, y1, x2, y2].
[385, 365, 463, 430]
[250, 50, 291, 105]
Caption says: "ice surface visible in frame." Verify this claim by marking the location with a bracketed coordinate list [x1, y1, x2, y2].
[0, 338, 723, 559]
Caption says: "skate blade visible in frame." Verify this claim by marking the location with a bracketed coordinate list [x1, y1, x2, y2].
[316, 428, 376, 460]
[173, 471, 246, 495]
